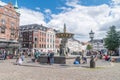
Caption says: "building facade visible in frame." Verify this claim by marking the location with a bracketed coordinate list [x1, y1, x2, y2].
[46, 28, 56, 52]
[92, 39, 106, 51]
[0, 2, 20, 54]
[67, 38, 82, 54]
[19, 24, 60, 54]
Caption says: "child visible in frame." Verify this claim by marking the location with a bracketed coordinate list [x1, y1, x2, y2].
[16, 54, 23, 65]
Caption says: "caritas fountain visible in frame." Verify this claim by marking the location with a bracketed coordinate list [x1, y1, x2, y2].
[56, 24, 74, 56]
[38, 24, 76, 64]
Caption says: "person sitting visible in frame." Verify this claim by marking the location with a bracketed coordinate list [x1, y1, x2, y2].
[82, 57, 87, 64]
[104, 55, 110, 61]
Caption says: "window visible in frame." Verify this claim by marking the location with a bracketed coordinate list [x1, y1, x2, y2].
[10, 22, 15, 35]
[50, 39, 52, 43]
[1, 19, 5, 25]
[50, 45, 52, 48]
[42, 38, 43, 42]
[29, 37, 32, 41]
[11, 29, 14, 35]
[42, 44, 44, 48]
[47, 39, 49, 42]
[11, 22, 14, 27]
[44, 45, 46, 48]
[35, 38, 37, 41]
[39, 44, 41, 48]
[34, 44, 36, 48]
[1, 26, 6, 33]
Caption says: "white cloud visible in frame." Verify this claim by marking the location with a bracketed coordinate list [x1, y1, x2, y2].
[1, 0, 120, 42]
[19, 8, 46, 26]
[35, 7, 40, 10]
[0, 1, 6, 6]
[47, 0, 120, 41]
[112, 0, 120, 5]
[66, 0, 81, 7]
[44, 9, 51, 13]
[47, 5, 108, 41]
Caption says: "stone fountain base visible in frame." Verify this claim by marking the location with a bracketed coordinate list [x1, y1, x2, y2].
[37, 56, 77, 64]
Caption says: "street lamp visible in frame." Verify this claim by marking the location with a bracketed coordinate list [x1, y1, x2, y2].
[89, 30, 95, 50]
[89, 30, 94, 42]
[89, 30, 94, 51]
[89, 30, 95, 68]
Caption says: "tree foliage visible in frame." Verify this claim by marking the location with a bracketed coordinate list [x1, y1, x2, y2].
[86, 44, 92, 50]
[117, 31, 120, 46]
[104, 26, 119, 51]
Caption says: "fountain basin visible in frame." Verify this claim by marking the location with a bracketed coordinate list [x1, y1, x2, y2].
[37, 56, 77, 64]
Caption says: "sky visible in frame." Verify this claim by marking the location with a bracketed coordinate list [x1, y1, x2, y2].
[0, 0, 120, 42]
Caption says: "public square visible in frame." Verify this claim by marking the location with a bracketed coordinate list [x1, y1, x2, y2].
[0, 0, 120, 80]
[0, 58, 120, 80]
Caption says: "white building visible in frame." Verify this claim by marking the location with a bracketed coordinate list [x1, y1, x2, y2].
[92, 39, 106, 51]
[46, 28, 56, 52]
[67, 38, 82, 53]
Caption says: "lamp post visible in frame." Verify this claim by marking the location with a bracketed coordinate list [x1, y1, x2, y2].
[89, 30, 94, 43]
[89, 30, 95, 68]
[89, 30, 94, 51]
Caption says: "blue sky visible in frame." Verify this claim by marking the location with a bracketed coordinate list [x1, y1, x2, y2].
[0, 0, 120, 41]
[1, 0, 111, 14]
[1, 0, 113, 23]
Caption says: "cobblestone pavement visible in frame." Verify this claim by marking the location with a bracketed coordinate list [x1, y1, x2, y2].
[0, 58, 120, 80]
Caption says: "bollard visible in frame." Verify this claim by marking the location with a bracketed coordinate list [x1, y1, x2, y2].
[90, 56, 95, 68]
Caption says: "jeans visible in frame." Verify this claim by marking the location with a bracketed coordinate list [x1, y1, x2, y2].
[50, 57, 54, 64]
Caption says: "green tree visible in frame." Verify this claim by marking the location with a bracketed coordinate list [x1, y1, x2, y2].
[117, 31, 120, 46]
[86, 44, 92, 50]
[104, 26, 119, 51]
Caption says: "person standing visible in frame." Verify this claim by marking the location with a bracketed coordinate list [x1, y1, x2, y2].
[2, 50, 7, 60]
[34, 50, 40, 62]
[47, 51, 51, 64]
[21, 53, 25, 61]
[49, 52, 54, 65]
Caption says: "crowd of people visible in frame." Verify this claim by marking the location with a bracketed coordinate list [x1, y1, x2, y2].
[0, 48, 118, 66]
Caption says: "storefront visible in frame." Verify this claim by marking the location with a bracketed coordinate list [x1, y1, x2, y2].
[0, 40, 19, 55]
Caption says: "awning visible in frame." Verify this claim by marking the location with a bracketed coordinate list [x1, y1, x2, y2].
[8, 43, 20, 47]
[0, 43, 7, 47]
[0, 43, 20, 48]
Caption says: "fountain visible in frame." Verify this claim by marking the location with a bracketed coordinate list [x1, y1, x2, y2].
[56, 24, 74, 56]
[38, 24, 75, 64]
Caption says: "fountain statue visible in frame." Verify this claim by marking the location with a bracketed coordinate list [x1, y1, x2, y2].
[56, 24, 74, 56]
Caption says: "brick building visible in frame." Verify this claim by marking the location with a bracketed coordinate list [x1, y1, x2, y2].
[0, 2, 20, 53]
[19, 24, 60, 54]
